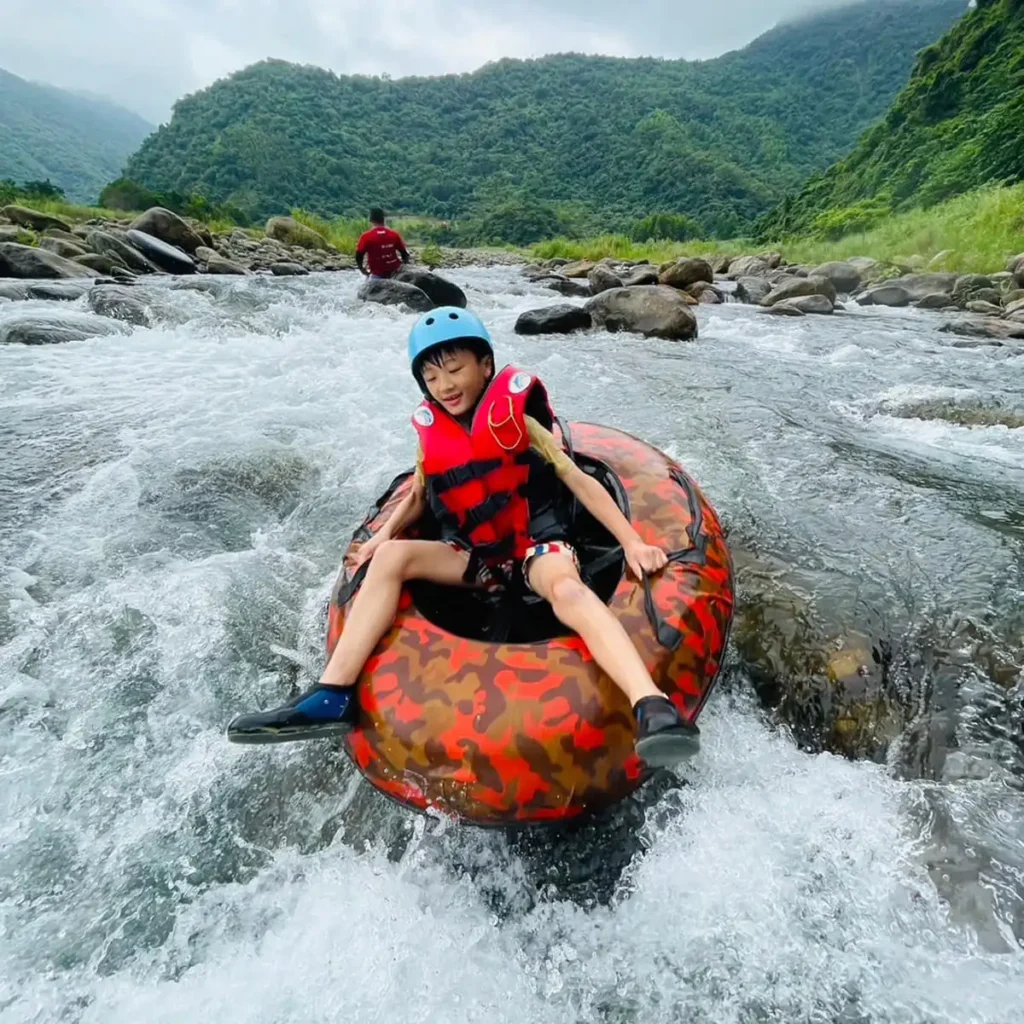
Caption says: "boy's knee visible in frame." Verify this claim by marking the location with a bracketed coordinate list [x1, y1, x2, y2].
[368, 539, 409, 579]
[549, 574, 590, 612]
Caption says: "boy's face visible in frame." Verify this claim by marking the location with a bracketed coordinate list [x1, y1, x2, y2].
[422, 349, 494, 418]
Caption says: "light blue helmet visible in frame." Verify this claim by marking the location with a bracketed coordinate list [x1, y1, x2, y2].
[408, 306, 493, 387]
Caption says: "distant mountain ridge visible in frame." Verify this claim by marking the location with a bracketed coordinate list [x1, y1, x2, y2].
[122, 0, 966, 236]
[0, 68, 154, 202]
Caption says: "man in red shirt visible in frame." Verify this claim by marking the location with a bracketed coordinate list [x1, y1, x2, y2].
[355, 208, 410, 279]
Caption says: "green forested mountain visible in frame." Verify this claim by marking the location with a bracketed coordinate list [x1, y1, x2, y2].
[0, 69, 154, 203]
[123, 0, 966, 238]
[758, 0, 1024, 240]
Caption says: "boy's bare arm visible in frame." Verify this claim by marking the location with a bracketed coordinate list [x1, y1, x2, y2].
[350, 477, 426, 567]
[560, 464, 669, 578]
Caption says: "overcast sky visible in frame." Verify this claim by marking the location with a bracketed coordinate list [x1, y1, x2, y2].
[2, 0, 858, 123]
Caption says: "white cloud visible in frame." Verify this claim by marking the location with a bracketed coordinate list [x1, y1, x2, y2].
[0, 0, 856, 122]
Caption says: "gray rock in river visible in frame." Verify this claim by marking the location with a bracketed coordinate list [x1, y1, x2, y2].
[916, 292, 955, 310]
[659, 257, 713, 290]
[88, 285, 153, 326]
[0, 310, 130, 345]
[544, 276, 592, 298]
[74, 252, 127, 274]
[856, 284, 912, 307]
[810, 261, 861, 294]
[688, 281, 724, 304]
[727, 255, 771, 278]
[0, 281, 30, 300]
[85, 230, 158, 274]
[761, 275, 837, 307]
[0, 242, 97, 279]
[585, 285, 698, 341]
[126, 229, 196, 274]
[358, 277, 433, 312]
[394, 267, 467, 308]
[130, 207, 205, 254]
[270, 261, 310, 276]
[884, 272, 957, 301]
[619, 266, 659, 288]
[26, 282, 89, 302]
[515, 304, 592, 335]
[38, 236, 89, 260]
[735, 276, 772, 304]
[588, 264, 622, 296]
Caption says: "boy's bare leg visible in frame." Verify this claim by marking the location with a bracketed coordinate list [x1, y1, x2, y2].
[321, 539, 469, 686]
[527, 551, 699, 765]
[526, 552, 662, 705]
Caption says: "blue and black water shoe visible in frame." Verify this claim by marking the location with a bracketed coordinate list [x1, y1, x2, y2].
[633, 695, 700, 767]
[227, 684, 358, 744]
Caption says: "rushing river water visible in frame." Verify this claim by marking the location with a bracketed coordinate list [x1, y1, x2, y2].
[1, 268, 1022, 1022]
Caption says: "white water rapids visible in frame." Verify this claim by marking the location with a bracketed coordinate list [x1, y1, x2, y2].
[1, 267, 1022, 1022]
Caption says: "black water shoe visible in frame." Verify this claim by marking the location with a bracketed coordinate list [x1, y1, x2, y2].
[633, 695, 701, 767]
[227, 684, 358, 745]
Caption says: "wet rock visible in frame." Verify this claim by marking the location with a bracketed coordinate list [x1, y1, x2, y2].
[0, 310, 130, 345]
[708, 253, 732, 275]
[761, 275, 837, 307]
[265, 216, 330, 251]
[358, 277, 433, 312]
[620, 266, 659, 287]
[38, 236, 88, 260]
[544, 277, 591, 298]
[788, 294, 834, 315]
[970, 288, 1002, 307]
[966, 300, 1003, 316]
[88, 285, 152, 326]
[760, 251, 784, 269]
[394, 267, 467, 308]
[0, 225, 27, 243]
[515, 304, 592, 335]
[810, 261, 861, 294]
[585, 285, 698, 341]
[1004, 296, 1024, 318]
[204, 253, 249, 275]
[735, 276, 772, 304]
[916, 292, 955, 310]
[0, 282, 30, 300]
[886, 272, 958, 301]
[25, 282, 88, 302]
[762, 300, 806, 317]
[856, 285, 911, 307]
[939, 318, 1024, 341]
[688, 281, 724, 304]
[1, 205, 71, 232]
[952, 274, 994, 305]
[522, 264, 551, 281]
[85, 230, 158, 274]
[659, 257, 713, 290]
[559, 260, 595, 279]
[588, 264, 622, 295]
[74, 252, 126, 274]
[129, 207, 204, 254]
[108, 266, 137, 283]
[0, 242, 96, 279]
[846, 256, 879, 277]
[126, 229, 195, 274]
[270, 262, 310, 276]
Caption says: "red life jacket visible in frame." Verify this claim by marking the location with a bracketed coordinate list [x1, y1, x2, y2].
[412, 365, 565, 563]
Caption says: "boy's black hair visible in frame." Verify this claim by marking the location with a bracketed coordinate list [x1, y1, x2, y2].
[369, 207, 386, 225]
[413, 339, 494, 393]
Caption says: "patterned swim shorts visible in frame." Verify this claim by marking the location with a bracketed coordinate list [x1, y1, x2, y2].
[450, 540, 579, 593]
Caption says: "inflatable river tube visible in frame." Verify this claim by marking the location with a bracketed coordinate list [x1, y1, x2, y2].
[327, 422, 734, 826]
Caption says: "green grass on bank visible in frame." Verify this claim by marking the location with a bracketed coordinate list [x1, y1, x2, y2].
[9, 196, 141, 224]
[530, 186, 1024, 275]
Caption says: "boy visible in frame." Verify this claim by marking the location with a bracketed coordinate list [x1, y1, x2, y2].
[228, 307, 699, 766]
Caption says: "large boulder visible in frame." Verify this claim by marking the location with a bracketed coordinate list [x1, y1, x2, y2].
[939, 318, 1024, 342]
[735, 276, 772, 305]
[25, 282, 89, 302]
[88, 285, 152, 326]
[394, 267, 467, 308]
[1, 205, 71, 232]
[126, 229, 196, 274]
[558, 260, 595, 279]
[515, 304, 592, 335]
[74, 253, 126, 274]
[856, 285, 911, 307]
[1003, 296, 1024, 318]
[916, 292, 955, 310]
[688, 281, 723, 304]
[659, 257, 713, 290]
[270, 261, 310, 276]
[886, 273, 958, 301]
[810, 261, 861, 294]
[588, 264, 622, 295]
[761, 275, 837, 307]
[620, 266, 659, 287]
[544, 276, 591, 298]
[0, 310, 129, 345]
[727, 255, 770, 278]
[265, 216, 330, 251]
[966, 300, 1004, 316]
[0, 242, 96, 279]
[38, 236, 88, 260]
[204, 253, 249, 275]
[766, 295, 834, 316]
[952, 274, 994, 305]
[129, 207, 205, 254]
[85, 230, 158, 274]
[585, 285, 698, 341]
[0, 282, 30, 300]
[358, 277, 433, 312]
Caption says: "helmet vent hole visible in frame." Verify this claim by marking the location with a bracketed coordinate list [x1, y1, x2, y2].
[448, 312, 459, 320]
[425, 317, 435, 326]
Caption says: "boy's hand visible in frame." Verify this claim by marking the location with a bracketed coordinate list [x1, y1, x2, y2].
[624, 540, 668, 580]
[348, 533, 385, 571]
